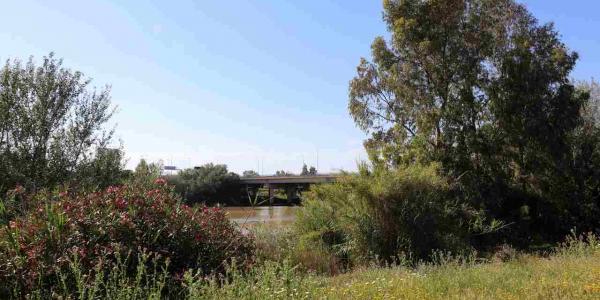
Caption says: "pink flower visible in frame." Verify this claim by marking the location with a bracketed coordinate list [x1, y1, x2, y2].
[154, 178, 167, 185]
[115, 198, 127, 209]
[106, 186, 120, 194]
[119, 212, 132, 226]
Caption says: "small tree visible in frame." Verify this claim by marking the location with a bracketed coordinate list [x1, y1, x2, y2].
[301, 164, 309, 176]
[170, 163, 240, 205]
[275, 170, 293, 177]
[301, 164, 317, 176]
[0, 53, 117, 192]
[75, 147, 128, 189]
[131, 159, 162, 184]
[579, 80, 600, 127]
[242, 170, 259, 177]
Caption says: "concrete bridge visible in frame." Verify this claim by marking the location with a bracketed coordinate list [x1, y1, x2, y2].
[239, 174, 339, 204]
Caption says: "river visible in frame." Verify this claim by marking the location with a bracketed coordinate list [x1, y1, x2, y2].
[224, 206, 298, 227]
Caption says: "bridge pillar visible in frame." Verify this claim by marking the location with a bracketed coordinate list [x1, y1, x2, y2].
[285, 186, 296, 204]
[245, 185, 260, 205]
[267, 183, 274, 205]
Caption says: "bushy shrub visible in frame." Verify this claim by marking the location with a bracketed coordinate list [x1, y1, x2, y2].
[167, 163, 241, 205]
[0, 180, 254, 297]
[0, 186, 27, 225]
[296, 164, 493, 265]
[250, 225, 341, 275]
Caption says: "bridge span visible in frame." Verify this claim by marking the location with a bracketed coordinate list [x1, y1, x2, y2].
[239, 174, 339, 204]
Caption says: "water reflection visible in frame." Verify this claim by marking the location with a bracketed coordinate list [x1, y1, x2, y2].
[225, 206, 298, 227]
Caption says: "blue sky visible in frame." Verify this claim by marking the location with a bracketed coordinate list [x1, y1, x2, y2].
[1, 1, 598, 174]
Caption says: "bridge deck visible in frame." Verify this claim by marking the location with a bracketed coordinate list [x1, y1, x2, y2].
[240, 175, 338, 185]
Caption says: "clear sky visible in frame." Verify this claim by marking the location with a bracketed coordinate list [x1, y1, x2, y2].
[1, 1, 598, 174]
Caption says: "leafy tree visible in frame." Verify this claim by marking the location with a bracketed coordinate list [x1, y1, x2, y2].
[349, 0, 592, 244]
[275, 170, 293, 177]
[169, 163, 240, 205]
[242, 170, 259, 177]
[579, 80, 600, 127]
[561, 81, 600, 233]
[130, 159, 162, 184]
[301, 164, 309, 176]
[76, 147, 128, 189]
[301, 164, 317, 176]
[0, 53, 117, 192]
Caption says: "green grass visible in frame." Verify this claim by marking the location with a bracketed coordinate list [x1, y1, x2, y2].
[197, 233, 600, 299]
[317, 251, 599, 299]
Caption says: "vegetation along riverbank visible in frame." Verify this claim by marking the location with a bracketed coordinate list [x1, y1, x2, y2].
[1, 0, 600, 298]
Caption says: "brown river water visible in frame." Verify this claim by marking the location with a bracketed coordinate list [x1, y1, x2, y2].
[224, 206, 298, 227]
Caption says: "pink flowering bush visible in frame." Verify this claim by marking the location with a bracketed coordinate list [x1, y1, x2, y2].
[0, 179, 254, 296]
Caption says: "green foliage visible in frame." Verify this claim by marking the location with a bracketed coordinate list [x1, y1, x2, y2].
[250, 225, 340, 275]
[44, 250, 168, 300]
[579, 79, 600, 127]
[197, 232, 600, 299]
[0, 53, 121, 194]
[242, 170, 259, 177]
[0, 180, 254, 297]
[349, 0, 584, 167]
[0, 186, 26, 225]
[45, 231, 595, 300]
[186, 260, 315, 299]
[75, 147, 129, 190]
[296, 164, 492, 264]
[301, 164, 318, 176]
[168, 163, 241, 205]
[301, 164, 309, 176]
[275, 170, 294, 177]
[130, 159, 163, 185]
[311, 234, 600, 300]
[348, 0, 598, 245]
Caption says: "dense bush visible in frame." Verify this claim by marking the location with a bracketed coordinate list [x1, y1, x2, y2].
[168, 163, 242, 205]
[0, 180, 254, 297]
[295, 164, 494, 265]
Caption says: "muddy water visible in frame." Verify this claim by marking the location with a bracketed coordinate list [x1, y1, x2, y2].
[225, 206, 298, 227]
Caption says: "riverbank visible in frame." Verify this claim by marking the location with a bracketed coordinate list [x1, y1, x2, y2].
[197, 238, 600, 299]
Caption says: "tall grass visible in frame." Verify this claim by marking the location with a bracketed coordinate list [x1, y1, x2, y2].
[251, 224, 342, 275]
[7, 226, 599, 299]
[10, 250, 169, 299]
[316, 233, 600, 299]
[196, 232, 600, 299]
